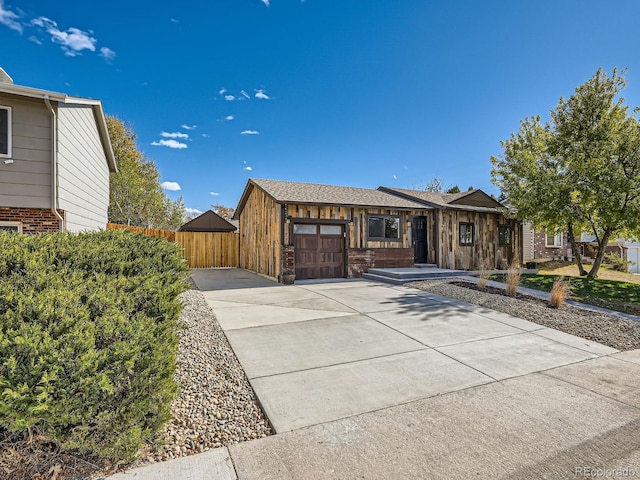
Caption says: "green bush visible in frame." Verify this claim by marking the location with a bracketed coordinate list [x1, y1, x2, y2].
[604, 252, 633, 272]
[0, 230, 189, 461]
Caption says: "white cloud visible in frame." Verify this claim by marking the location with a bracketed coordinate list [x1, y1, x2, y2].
[219, 88, 227, 95]
[241, 130, 260, 135]
[32, 17, 96, 56]
[186, 207, 203, 216]
[209, 192, 220, 196]
[161, 181, 181, 191]
[244, 166, 253, 171]
[201, 133, 210, 138]
[225, 115, 234, 121]
[255, 89, 270, 100]
[0, 1, 21, 33]
[225, 95, 235, 101]
[28, 35, 42, 45]
[240, 90, 250, 99]
[151, 139, 188, 149]
[161, 131, 189, 139]
[261, 0, 270, 5]
[170, 18, 179, 23]
[99, 46, 116, 61]
[393, 175, 397, 180]
[181, 124, 197, 130]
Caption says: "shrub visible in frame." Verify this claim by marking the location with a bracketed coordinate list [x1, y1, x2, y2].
[505, 261, 521, 296]
[549, 277, 570, 308]
[477, 257, 493, 289]
[604, 252, 632, 272]
[0, 230, 189, 462]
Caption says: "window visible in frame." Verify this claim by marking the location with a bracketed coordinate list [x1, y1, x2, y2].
[293, 224, 316, 234]
[498, 225, 511, 246]
[459, 222, 474, 245]
[0, 221, 21, 233]
[545, 232, 562, 248]
[368, 215, 400, 240]
[0, 106, 11, 157]
[320, 225, 342, 235]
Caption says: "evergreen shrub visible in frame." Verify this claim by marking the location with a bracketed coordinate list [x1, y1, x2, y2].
[0, 230, 189, 461]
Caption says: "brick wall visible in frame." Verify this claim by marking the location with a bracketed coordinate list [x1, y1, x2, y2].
[532, 231, 570, 260]
[0, 207, 63, 233]
[347, 248, 413, 278]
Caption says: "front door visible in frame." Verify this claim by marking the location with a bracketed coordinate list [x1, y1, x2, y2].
[293, 224, 345, 279]
[412, 216, 428, 263]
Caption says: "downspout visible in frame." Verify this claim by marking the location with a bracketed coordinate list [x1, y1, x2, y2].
[44, 95, 64, 232]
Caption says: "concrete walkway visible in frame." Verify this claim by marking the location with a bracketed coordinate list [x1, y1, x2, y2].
[110, 269, 640, 479]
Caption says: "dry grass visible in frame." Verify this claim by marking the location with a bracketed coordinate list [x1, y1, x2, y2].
[505, 262, 521, 296]
[549, 277, 570, 308]
[477, 257, 493, 289]
[537, 260, 640, 284]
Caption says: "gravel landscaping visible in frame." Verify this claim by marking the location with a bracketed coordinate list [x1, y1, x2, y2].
[406, 279, 640, 351]
[130, 288, 272, 467]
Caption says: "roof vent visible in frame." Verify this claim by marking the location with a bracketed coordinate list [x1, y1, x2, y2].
[0, 67, 14, 84]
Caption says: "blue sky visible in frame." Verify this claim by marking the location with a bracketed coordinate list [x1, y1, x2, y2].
[2, 1, 640, 216]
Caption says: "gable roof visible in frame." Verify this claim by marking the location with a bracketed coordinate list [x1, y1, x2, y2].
[0, 79, 117, 173]
[234, 179, 430, 218]
[378, 187, 505, 213]
[179, 210, 237, 232]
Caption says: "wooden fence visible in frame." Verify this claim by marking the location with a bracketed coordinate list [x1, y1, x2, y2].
[107, 223, 239, 268]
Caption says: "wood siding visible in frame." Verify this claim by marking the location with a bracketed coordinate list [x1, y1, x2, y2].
[0, 94, 52, 209]
[239, 185, 282, 278]
[57, 103, 110, 232]
[282, 204, 430, 250]
[436, 210, 521, 269]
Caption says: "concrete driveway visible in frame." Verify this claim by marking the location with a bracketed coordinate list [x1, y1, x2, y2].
[111, 268, 640, 479]
[195, 269, 617, 434]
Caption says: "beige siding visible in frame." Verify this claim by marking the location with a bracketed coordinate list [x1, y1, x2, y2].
[239, 186, 282, 278]
[0, 94, 52, 208]
[57, 103, 110, 232]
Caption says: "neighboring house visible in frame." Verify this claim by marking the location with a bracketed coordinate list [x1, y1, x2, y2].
[522, 223, 570, 262]
[233, 179, 521, 281]
[179, 209, 238, 232]
[626, 240, 640, 274]
[0, 67, 116, 233]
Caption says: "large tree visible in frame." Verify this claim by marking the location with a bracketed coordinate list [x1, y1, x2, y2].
[107, 116, 186, 229]
[491, 68, 640, 278]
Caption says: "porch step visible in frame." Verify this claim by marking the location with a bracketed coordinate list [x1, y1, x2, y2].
[363, 267, 467, 284]
[413, 263, 437, 268]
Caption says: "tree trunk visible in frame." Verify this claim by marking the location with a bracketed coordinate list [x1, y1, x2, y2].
[567, 222, 587, 276]
[587, 228, 613, 279]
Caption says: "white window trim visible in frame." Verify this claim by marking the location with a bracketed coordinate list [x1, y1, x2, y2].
[0, 221, 22, 233]
[545, 232, 563, 248]
[0, 105, 11, 158]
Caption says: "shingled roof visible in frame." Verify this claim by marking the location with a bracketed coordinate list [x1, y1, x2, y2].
[179, 210, 237, 232]
[235, 179, 429, 215]
[378, 187, 505, 213]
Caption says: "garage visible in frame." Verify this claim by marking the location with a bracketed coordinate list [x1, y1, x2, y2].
[293, 223, 344, 280]
[628, 245, 639, 274]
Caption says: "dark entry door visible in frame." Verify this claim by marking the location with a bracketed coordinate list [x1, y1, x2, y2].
[293, 224, 344, 279]
[412, 216, 428, 263]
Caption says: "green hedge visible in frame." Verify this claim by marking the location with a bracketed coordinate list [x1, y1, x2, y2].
[0, 230, 189, 461]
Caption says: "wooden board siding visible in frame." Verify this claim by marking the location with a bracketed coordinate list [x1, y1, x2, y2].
[57, 104, 110, 232]
[436, 210, 521, 269]
[239, 185, 282, 278]
[283, 204, 430, 250]
[0, 95, 52, 209]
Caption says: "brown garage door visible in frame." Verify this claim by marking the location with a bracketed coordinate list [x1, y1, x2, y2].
[293, 224, 344, 280]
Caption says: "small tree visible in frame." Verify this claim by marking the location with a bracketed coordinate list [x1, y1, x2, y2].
[211, 204, 235, 219]
[492, 68, 640, 278]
